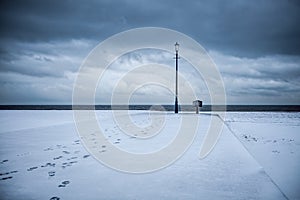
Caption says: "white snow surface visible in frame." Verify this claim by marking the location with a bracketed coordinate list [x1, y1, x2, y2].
[225, 112, 300, 200]
[0, 110, 298, 200]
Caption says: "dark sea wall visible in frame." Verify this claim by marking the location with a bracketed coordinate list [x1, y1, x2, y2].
[0, 105, 300, 112]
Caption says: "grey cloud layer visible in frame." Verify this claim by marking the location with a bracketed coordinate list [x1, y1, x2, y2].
[211, 51, 300, 104]
[0, 0, 300, 104]
[1, 0, 300, 57]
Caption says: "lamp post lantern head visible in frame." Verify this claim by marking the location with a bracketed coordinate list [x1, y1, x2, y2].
[175, 42, 179, 52]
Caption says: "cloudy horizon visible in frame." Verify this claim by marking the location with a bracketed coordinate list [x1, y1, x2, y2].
[1, 0, 300, 105]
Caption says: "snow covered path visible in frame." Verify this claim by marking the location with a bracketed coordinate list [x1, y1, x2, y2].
[0, 111, 293, 199]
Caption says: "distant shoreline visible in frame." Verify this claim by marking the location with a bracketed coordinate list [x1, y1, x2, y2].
[0, 105, 300, 112]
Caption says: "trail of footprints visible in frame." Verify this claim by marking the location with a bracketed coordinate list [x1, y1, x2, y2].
[0, 159, 18, 180]
[241, 134, 296, 154]
[0, 139, 92, 200]
[1, 129, 122, 200]
[24, 140, 91, 178]
[0, 167, 18, 180]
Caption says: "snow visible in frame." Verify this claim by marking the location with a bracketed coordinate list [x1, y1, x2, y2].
[225, 112, 300, 200]
[0, 110, 74, 133]
[0, 110, 299, 200]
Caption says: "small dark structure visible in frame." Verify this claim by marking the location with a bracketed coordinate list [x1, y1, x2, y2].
[193, 100, 202, 114]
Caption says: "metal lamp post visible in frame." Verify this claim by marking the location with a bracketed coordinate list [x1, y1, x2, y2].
[174, 42, 179, 113]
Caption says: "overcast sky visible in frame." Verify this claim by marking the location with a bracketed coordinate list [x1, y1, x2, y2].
[0, 0, 300, 105]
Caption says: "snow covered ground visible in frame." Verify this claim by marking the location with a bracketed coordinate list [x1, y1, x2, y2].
[0, 110, 299, 200]
[225, 112, 300, 200]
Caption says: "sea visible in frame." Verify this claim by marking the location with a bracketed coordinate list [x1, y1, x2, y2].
[1, 105, 300, 112]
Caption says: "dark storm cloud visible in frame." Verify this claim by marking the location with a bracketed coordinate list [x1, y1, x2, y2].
[0, 0, 122, 41]
[171, 0, 300, 57]
[1, 0, 300, 57]
[0, 0, 169, 42]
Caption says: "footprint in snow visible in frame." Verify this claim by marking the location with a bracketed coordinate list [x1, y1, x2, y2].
[0, 176, 13, 180]
[50, 197, 60, 200]
[83, 155, 90, 158]
[41, 162, 56, 168]
[48, 171, 55, 177]
[67, 156, 77, 161]
[58, 180, 70, 187]
[27, 166, 38, 171]
[62, 150, 70, 154]
[44, 147, 54, 151]
[0, 159, 8, 164]
[53, 156, 63, 160]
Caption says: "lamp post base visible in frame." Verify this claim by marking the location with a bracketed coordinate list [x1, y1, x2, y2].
[175, 97, 178, 113]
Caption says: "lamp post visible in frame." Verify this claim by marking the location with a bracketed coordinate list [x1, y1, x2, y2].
[174, 42, 179, 113]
